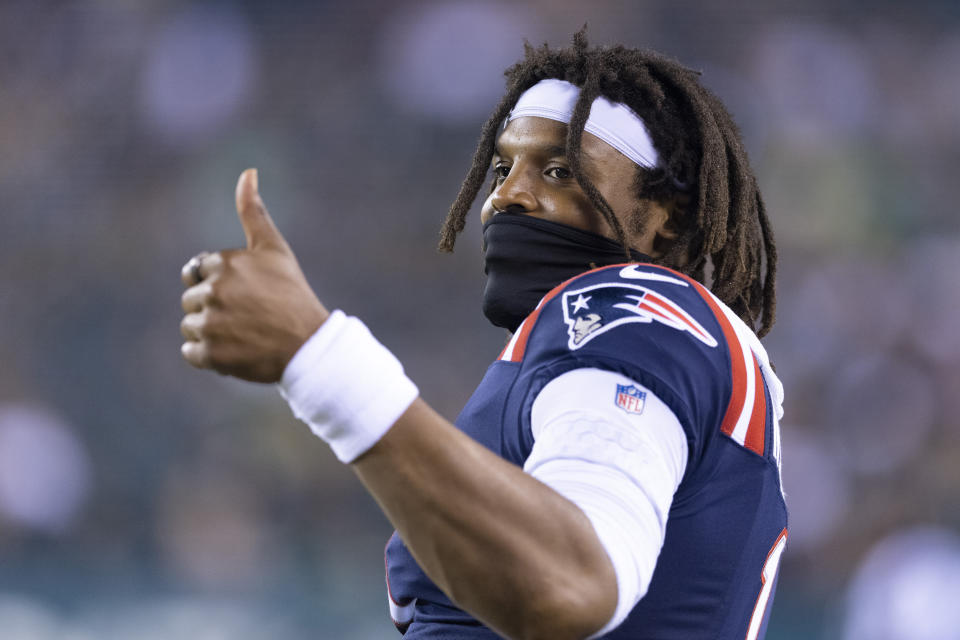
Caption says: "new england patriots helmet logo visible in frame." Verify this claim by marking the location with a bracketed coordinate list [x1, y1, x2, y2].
[561, 283, 718, 350]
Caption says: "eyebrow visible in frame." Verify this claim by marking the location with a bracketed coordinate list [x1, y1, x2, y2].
[493, 142, 566, 157]
[492, 142, 602, 175]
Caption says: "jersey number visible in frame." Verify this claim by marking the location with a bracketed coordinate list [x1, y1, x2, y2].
[745, 529, 787, 640]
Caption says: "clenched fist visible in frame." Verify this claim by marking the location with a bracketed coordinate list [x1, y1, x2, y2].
[179, 169, 329, 383]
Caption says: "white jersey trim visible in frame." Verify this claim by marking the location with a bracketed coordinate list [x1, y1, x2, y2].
[700, 288, 784, 481]
[387, 591, 416, 627]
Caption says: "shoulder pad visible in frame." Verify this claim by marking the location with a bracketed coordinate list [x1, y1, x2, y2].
[498, 263, 722, 363]
[559, 264, 719, 351]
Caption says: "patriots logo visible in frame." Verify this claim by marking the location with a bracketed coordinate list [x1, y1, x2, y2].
[561, 283, 718, 350]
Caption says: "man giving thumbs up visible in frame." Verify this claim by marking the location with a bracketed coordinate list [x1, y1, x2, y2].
[180, 169, 328, 383]
[179, 168, 622, 640]
[176, 33, 787, 640]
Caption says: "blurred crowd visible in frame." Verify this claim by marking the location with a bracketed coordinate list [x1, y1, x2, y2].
[1, 1, 958, 638]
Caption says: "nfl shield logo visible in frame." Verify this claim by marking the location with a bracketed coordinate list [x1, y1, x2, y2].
[615, 384, 646, 415]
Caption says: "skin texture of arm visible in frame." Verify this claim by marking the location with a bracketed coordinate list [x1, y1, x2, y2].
[354, 398, 617, 640]
[180, 170, 617, 639]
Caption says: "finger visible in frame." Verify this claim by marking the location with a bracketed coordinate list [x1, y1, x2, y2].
[181, 340, 211, 369]
[235, 168, 287, 251]
[180, 251, 226, 287]
[181, 252, 207, 287]
[181, 280, 214, 313]
[180, 311, 205, 341]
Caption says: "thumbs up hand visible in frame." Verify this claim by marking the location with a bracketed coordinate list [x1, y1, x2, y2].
[180, 169, 329, 383]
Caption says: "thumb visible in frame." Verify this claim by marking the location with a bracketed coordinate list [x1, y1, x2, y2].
[235, 168, 287, 251]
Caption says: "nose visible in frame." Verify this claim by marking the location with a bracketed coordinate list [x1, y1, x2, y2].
[489, 167, 538, 214]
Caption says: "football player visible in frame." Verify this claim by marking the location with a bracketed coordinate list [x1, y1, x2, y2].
[180, 32, 787, 639]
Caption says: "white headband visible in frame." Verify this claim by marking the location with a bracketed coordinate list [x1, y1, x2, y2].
[507, 78, 659, 169]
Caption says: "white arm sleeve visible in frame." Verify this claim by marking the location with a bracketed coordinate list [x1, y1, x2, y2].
[523, 368, 688, 638]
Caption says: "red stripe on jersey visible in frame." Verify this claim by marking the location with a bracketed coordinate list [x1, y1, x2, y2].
[643, 263, 766, 451]
[743, 355, 768, 455]
[499, 263, 634, 363]
[635, 264, 763, 442]
[636, 299, 678, 325]
[563, 262, 767, 453]
[689, 281, 747, 438]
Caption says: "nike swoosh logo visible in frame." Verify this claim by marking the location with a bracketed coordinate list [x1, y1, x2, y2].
[619, 265, 689, 286]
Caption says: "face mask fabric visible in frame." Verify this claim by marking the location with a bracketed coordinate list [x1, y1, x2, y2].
[481, 213, 650, 332]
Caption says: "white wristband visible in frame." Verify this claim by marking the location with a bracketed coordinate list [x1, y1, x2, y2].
[278, 310, 419, 463]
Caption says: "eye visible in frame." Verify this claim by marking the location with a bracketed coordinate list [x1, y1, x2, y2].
[546, 166, 572, 180]
[493, 164, 511, 183]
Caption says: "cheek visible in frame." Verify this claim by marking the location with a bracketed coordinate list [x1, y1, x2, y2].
[556, 193, 611, 235]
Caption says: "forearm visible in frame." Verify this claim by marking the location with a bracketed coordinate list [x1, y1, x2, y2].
[353, 398, 617, 640]
[277, 312, 616, 637]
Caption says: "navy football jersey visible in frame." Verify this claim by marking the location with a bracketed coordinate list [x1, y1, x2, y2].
[386, 263, 787, 639]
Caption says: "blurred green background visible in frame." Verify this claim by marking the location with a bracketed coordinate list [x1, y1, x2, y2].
[1, 1, 959, 638]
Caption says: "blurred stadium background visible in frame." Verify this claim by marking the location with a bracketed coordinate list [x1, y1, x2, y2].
[1, 1, 959, 638]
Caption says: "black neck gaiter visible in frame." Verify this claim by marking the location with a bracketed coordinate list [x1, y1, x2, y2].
[482, 213, 651, 332]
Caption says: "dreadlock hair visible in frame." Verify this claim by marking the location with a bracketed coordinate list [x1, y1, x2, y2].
[438, 29, 778, 337]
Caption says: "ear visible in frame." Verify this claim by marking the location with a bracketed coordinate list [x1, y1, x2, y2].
[650, 192, 690, 262]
